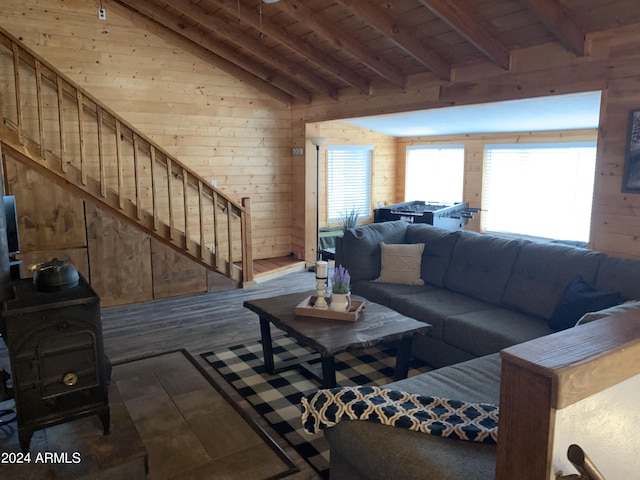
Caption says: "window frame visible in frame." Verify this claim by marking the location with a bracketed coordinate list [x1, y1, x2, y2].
[482, 141, 598, 242]
[404, 145, 465, 203]
[326, 145, 373, 224]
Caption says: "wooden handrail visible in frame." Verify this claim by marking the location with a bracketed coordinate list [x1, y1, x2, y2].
[0, 25, 253, 284]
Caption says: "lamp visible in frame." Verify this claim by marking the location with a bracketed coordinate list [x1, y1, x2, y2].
[309, 136, 327, 263]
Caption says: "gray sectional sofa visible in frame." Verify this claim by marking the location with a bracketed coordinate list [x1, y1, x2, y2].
[335, 221, 640, 368]
[325, 221, 640, 480]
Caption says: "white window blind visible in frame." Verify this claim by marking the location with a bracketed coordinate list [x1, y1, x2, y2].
[483, 142, 597, 242]
[327, 145, 372, 222]
[405, 146, 465, 203]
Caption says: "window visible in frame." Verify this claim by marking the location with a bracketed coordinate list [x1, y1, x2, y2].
[483, 142, 597, 242]
[327, 146, 372, 222]
[405, 146, 465, 203]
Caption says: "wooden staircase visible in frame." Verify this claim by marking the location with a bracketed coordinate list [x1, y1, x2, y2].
[0, 27, 253, 285]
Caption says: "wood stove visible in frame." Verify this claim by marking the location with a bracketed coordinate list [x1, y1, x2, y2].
[0, 275, 110, 451]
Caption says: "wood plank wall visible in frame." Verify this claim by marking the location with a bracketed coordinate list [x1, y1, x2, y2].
[307, 121, 398, 228]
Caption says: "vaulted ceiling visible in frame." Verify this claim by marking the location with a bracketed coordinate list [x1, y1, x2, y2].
[112, 0, 640, 106]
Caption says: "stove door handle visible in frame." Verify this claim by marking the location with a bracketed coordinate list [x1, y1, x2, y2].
[62, 372, 78, 387]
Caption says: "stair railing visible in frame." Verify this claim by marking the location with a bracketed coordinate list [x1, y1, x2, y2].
[0, 26, 253, 284]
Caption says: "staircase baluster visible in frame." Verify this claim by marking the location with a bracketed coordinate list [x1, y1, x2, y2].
[96, 106, 106, 197]
[167, 157, 174, 240]
[241, 197, 253, 283]
[56, 76, 67, 173]
[115, 120, 124, 209]
[183, 168, 189, 251]
[133, 134, 141, 220]
[76, 90, 87, 185]
[227, 199, 233, 276]
[150, 145, 159, 231]
[212, 189, 219, 270]
[11, 42, 23, 145]
[35, 60, 45, 158]
[198, 180, 205, 260]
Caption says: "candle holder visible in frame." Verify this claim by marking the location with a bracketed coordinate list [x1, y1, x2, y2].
[314, 277, 328, 309]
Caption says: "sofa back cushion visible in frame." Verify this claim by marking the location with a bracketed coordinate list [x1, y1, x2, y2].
[595, 256, 640, 301]
[443, 231, 521, 305]
[337, 221, 409, 281]
[503, 241, 604, 320]
[405, 224, 460, 287]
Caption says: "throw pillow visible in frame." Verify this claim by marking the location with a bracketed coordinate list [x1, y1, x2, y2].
[549, 276, 622, 331]
[374, 242, 425, 285]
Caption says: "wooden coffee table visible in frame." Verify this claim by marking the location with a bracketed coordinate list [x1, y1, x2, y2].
[243, 291, 431, 388]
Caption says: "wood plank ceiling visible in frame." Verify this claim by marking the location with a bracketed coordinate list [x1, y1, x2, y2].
[112, 0, 640, 105]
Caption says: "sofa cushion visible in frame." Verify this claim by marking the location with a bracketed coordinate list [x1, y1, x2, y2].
[502, 241, 605, 320]
[548, 276, 621, 331]
[339, 221, 408, 282]
[325, 354, 500, 480]
[443, 230, 521, 306]
[577, 300, 640, 325]
[351, 280, 436, 308]
[404, 224, 460, 288]
[443, 309, 554, 357]
[387, 289, 495, 340]
[595, 256, 640, 301]
[374, 242, 425, 285]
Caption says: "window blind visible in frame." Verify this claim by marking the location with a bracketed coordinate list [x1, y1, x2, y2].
[405, 146, 465, 203]
[327, 146, 372, 222]
[483, 142, 597, 242]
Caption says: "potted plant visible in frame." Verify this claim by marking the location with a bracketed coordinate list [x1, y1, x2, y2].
[339, 209, 360, 232]
[330, 264, 351, 312]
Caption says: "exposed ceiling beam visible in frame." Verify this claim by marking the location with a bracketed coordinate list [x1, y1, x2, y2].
[521, 0, 585, 56]
[272, 0, 407, 89]
[336, 0, 451, 81]
[418, 0, 511, 70]
[164, 0, 339, 100]
[113, 0, 307, 104]
[211, 0, 371, 95]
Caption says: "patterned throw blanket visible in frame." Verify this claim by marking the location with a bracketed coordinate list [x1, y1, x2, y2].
[301, 385, 499, 444]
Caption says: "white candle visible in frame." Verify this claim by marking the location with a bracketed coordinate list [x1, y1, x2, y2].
[316, 261, 328, 279]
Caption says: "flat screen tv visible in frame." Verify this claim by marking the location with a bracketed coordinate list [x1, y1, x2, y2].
[4, 195, 20, 254]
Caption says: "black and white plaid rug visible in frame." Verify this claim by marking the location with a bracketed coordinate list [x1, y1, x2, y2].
[201, 336, 430, 479]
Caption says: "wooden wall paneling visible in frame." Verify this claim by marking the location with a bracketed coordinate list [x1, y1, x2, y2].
[150, 238, 207, 299]
[306, 121, 397, 233]
[1, 0, 294, 267]
[3, 155, 87, 252]
[85, 202, 153, 306]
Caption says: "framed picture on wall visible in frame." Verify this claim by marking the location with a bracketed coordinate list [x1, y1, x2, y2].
[623, 109, 640, 193]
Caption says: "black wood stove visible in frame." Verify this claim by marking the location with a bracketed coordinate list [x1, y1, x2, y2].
[374, 200, 478, 231]
[0, 274, 110, 451]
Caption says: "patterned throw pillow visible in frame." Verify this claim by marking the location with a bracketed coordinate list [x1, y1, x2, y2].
[374, 242, 425, 285]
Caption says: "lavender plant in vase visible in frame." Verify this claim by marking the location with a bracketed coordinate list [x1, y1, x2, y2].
[330, 265, 351, 312]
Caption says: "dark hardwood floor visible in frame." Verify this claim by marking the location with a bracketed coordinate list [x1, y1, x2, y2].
[101, 266, 315, 363]
[0, 267, 323, 480]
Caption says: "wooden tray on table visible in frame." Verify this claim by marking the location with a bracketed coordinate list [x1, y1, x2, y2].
[295, 296, 365, 322]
